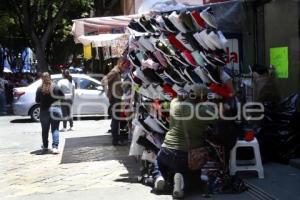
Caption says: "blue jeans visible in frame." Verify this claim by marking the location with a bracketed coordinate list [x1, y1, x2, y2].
[0, 91, 7, 114]
[153, 147, 202, 191]
[40, 109, 60, 148]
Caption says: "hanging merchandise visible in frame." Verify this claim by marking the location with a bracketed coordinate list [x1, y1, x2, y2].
[83, 44, 92, 60]
[123, 2, 250, 197]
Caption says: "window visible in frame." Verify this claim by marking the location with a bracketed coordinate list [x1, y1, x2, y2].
[78, 78, 99, 90]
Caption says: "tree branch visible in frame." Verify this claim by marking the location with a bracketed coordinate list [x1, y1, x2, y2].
[42, 0, 70, 47]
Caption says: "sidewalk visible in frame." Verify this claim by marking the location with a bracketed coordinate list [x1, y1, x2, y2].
[1, 116, 299, 200]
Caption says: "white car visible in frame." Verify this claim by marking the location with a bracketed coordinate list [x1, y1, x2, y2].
[13, 74, 109, 122]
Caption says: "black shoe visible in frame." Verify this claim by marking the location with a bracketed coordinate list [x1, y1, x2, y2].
[155, 40, 176, 57]
[203, 64, 222, 84]
[128, 19, 146, 32]
[139, 15, 156, 33]
[128, 51, 141, 67]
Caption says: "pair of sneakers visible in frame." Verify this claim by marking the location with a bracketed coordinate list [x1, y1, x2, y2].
[60, 127, 73, 132]
[40, 145, 59, 154]
[154, 173, 184, 199]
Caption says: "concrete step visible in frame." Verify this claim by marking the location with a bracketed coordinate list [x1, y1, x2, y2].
[290, 158, 300, 170]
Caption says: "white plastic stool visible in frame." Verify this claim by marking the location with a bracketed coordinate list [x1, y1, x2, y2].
[229, 138, 264, 179]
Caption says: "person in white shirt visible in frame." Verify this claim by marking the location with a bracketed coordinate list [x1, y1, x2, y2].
[57, 70, 75, 131]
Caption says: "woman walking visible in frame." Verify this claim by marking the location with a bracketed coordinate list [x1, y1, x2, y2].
[57, 69, 75, 131]
[36, 72, 64, 154]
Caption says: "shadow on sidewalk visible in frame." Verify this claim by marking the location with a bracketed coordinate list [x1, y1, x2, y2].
[61, 135, 140, 183]
[30, 149, 54, 155]
[10, 118, 37, 123]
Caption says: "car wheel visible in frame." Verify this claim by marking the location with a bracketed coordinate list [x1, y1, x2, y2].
[30, 105, 40, 122]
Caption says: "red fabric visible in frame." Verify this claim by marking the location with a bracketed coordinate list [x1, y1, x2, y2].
[209, 83, 233, 99]
[167, 33, 187, 51]
[244, 130, 255, 142]
[191, 11, 206, 29]
[163, 84, 177, 98]
[182, 50, 197, 67]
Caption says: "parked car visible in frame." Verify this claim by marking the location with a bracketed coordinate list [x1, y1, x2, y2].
[12, 74, 109, 122]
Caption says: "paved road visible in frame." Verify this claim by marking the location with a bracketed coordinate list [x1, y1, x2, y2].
[0, 116, 254, 200]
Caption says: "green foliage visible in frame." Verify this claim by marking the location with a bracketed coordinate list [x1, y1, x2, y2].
[2, 0, 94, 55]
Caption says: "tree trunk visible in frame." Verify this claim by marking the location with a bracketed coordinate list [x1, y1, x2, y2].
[34, 42, 48, 72]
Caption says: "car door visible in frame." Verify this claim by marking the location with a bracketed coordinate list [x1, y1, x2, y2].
[73, 77, 108, 115]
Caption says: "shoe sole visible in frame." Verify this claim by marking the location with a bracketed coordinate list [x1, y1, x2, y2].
[154, 179, 165, 192]
[173, 173, 184, 199]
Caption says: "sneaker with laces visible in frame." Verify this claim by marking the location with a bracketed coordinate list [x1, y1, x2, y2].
[207, 31, 223, 50]
[128, 19, 147, 32]
[181, 50, 197, 67]
[167, 33, 187, 52]
[154, 176, 166, 192]
[168, 11, 188, 33]
[40, 145, 49, 154]
[191, 50, 205, 67]
[179, 11, 197, 32]
[184, 66, 204, 84]
[200, 7, 218, 29]
[190, 10, 206, 30]
[139, 15, 156, 33]
[199, 30, 216, 51]
[152, 50, 168, 67]
[142, 68, 164, 84]
[202, 64, 222, 84]
[162, 14, 178, 33]
[164, 67, 185, 85]
[134, 67, 151, 84]
[52, 148, 59, 154]
[194, 66, 212, 84]
[141, 58, 159, 70]
[155, 15, 167, 31]
[138, 36, 155, 52]
[217, 31, 228, 48]
[128, 51, 141, 67]
[175, 33, 194, 52]
[200, 51, 217, 67]
[173, 173, 184, 199]
[193, 32, 209, 50]
[154, 40, 176, 57]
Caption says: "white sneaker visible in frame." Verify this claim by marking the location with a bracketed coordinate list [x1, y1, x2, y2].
[207, 31, 223, 49]
[52, 148, 59, 154]
[154, 176, 165, 192]
[193, 32, 209, 50]
[168, 11, 187, 33]
[200, 7, 217, 29]
[173, 173, 184, 199]
[199, 30, 216, 51]
[68, 127, 73, 131]
[194, 66, 212, 84]
[60, 128, 66, 132]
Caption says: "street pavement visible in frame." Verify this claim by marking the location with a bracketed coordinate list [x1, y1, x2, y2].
[0, 116, 172, 200]
[0, 116, 258, 200]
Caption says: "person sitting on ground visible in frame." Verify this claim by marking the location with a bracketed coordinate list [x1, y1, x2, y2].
[153, 84, 217, 199]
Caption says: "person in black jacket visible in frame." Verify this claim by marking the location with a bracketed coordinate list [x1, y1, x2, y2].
[36, 72, 64, 154]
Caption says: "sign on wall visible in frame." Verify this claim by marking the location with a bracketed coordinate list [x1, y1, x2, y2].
[270, 47, 289, 78]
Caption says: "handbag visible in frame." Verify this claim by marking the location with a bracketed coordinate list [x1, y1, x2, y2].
[181, 103, 209, 171]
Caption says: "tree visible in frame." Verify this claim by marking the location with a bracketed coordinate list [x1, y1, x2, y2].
[5, 0, 93, 72]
